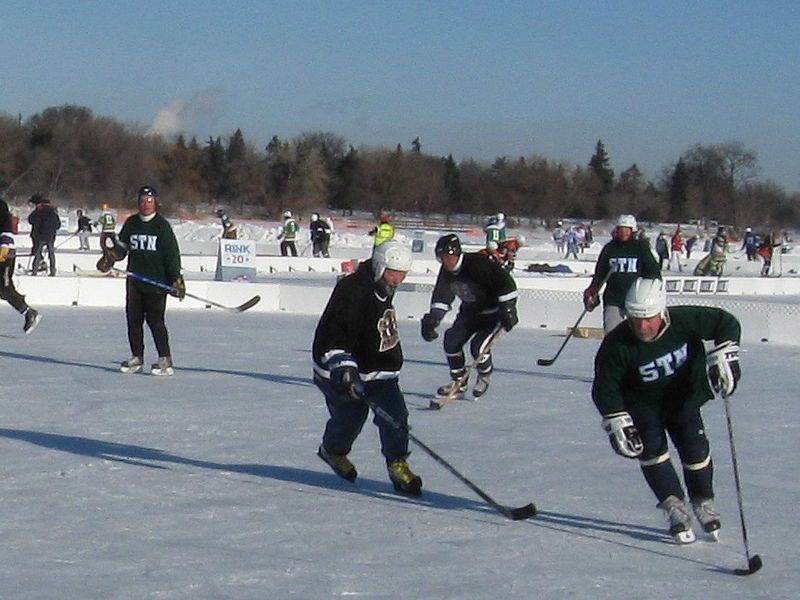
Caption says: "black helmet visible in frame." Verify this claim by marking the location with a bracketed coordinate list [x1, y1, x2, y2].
[137, 186, 159, 201]
[215, 208, 225, 217]
[435, 233, 462, 259]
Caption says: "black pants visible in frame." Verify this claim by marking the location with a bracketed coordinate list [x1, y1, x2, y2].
[32, 237, 56, 275]
[125, 280, 171, 359]
[0, 257, 29, 313]
[631, 402, 713, 503]
[280, 240, 297, 256]
[442, 311, 500, 376]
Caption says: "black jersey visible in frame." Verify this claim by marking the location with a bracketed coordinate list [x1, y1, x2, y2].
[313, 260, 403, 382]
[118, 213, 182, 293]
[429, 252, 518, 318]
[592, 306, 741, 416]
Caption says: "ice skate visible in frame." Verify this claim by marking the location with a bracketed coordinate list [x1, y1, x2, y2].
[691, 498, 721, 540]
[317, 445, 357, 482]
[658, 495, 696, 544]
[23, 308, 42, 335]
[120, 356, 143, 374]
[472, 373, 491, 398]
[386, 457, 422, 496]
[151, 356, 174, 376]
[435, 369, 468, 399]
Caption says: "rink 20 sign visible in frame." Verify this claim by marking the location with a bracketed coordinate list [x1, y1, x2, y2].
[216, 239, 257, 281]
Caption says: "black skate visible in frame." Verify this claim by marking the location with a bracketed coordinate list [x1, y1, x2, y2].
[23, 308, 42, 335]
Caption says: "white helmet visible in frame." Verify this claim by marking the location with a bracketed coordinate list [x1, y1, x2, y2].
[616, 214, 637, 230]
[372, 240, 412, 282]
[283, 210, 292, 219]
[515, 234, 526, 246]
[310, 213, 319, 222]
[625, 278, 667, 319]
[496, 212, 505, 222]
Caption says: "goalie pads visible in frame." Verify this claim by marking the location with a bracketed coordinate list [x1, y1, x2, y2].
[706, 340, 741, 397]
[601, 412, 643, 459]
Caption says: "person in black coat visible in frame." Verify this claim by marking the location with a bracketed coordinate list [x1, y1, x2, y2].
[27, 194, 61, 276]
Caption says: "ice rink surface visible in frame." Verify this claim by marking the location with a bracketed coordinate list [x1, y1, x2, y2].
[0, 307, 796, 599]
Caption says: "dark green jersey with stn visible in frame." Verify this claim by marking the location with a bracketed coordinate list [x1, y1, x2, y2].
[592, 306, 741, 416]
[590, 238, 661, 307]
[119, 213, 181, 293]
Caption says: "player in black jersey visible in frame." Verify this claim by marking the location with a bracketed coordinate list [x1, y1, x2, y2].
[313, 240, 422, 496]
[421, 234, 519, 399]
[0, 198, 41, 334]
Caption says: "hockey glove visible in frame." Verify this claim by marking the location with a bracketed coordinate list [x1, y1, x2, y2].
[329, 356, 365, 402]
[0, 246, 8, 263]
[583, 286, 600, 311]
[96, 254, 114, 273]
[170, 275, 186, 301]
[706, 340, 741, 398]
[601, 412, 643, 459]
[499, 301, 518, 332]
[421, 313, 440, 342]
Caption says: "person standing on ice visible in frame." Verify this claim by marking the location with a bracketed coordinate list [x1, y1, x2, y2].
[591, 277, 741, 545]
[583, 214, 661, 335]
[421, 233, 518, 400]
[483, 212, 507, 250]
[313, 240, 423, 496]
[277, 210, 298, 256]
[96, 186, 185, 375]
[0, 198, 41, 334]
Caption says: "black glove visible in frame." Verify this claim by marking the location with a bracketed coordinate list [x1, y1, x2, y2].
[330, 361, 364, 401]
[96, 254, 114, 273]
[170, 275, 186, 301]
[499, 301, 518, 332]
[421, 313, 440, 341]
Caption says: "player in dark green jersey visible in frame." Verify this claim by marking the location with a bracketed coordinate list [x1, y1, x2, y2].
[583, 214, 661, 335]
[592, 278, 741, 544]
[97, 186, 185, 375]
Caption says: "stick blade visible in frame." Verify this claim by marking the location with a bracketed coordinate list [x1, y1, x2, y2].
[536, 358, 555, 367]
[504, 502, 537, 521]
[734, 554, 763, 576]
[235, 295, 261, 312]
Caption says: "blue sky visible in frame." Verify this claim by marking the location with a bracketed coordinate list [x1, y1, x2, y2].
[2, 1, 799, 191]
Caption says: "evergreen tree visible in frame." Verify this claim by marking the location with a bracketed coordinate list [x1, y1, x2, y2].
[588, 139, 614, 191]
[668, 158, 689, 222]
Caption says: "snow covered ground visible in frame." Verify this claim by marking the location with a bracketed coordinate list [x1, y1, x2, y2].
[0, 308, 795, 599]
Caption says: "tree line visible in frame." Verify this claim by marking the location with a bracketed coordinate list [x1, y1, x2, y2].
[1, 104, 797, 228]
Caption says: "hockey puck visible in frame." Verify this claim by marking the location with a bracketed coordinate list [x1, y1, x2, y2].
[760, 338, 768, 342]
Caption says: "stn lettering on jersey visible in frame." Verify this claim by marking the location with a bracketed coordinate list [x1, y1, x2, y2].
[638, 343, 689, 382]
[608, 257, 640, 272]
[129, 234, 158, 251]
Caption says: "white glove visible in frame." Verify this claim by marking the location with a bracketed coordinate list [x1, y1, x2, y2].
[601, 412, 643, 459]
[706, 341, 741, 397]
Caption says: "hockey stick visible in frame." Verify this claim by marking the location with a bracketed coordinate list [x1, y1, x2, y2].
[111, 268, 261, 313]
[55, 232, 78, 249]
[537, 270, 612, 367]
[364, 396, 536, 521]
[429, 325, 505, 410]
[722, 394, 763, 576]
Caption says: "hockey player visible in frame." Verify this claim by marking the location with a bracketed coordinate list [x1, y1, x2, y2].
[96, 186, 185, 375]
[309, 213, 331, 258]
[583, 214, 661, 335]
[484, 212, 507, 250]
[278, 210, 298, 256]
[0, 198, 41, 334]
[368, 214, 394, 249]
[216, 208, 237, 240]
[313, 240, 422, 496]
[27, 193, 60, 276]
[97, 203, 118, 263]
[592, 277, 742, 544]
[76, 209, 92, 250]
[693, 227, 730, 277]
[421, 233, 519, 399]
